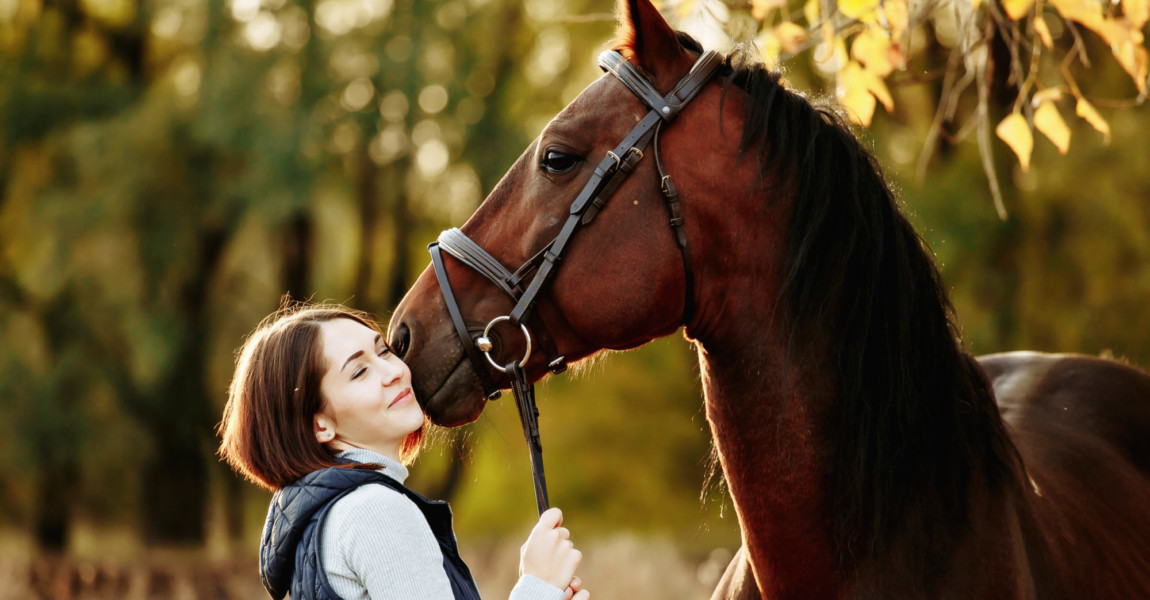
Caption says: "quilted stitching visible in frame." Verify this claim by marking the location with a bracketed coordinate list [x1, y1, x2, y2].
[258, 466, 481, 600]
[260, 468, 390, 599]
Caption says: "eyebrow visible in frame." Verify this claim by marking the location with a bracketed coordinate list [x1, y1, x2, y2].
[341, 334, 381, 373]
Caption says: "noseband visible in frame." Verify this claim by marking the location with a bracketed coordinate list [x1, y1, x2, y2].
[428, 48, 723, 514]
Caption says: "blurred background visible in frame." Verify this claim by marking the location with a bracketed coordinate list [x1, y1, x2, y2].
[0, 0, 1147, 597]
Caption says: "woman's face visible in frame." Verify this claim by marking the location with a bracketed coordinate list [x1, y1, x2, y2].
[314, 318, 424, 458]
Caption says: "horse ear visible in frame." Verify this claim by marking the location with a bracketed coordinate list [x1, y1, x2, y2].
[613, 0, 691, 80]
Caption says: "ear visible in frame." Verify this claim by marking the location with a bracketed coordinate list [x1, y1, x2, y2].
[613, 0, 692, 84]
[314, 414, 336, 444]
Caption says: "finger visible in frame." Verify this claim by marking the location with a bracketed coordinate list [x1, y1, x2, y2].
[561, 548, 583, 578]
[564, 587, 574, 600]
[555, 527, 570, 540]
[537, 507, 563, 529]
[569, 576, 582, 592]
[573, 590, 590, 600]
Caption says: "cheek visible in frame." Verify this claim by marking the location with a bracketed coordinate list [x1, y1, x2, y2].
[551, 227, 683, 343]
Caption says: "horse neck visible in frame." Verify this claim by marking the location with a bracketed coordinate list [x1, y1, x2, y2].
[697, 332, 842, 597]
[685, 182, 1027, 598]
[687, 189, 843, 595]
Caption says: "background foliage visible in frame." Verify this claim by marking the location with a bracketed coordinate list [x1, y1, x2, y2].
[0, 0, 1147, 596]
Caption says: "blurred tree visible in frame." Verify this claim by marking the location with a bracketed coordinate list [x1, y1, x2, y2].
[0, 0, 1146, 567]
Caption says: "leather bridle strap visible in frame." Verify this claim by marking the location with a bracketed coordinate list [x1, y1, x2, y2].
[427, 48, 724, 514]
[430, 243, 505, 399]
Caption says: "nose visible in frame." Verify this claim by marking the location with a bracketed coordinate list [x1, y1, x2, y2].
[380, 356, 405, 387]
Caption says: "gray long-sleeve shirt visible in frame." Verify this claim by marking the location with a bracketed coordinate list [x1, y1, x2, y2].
[322, 448, 564, 600]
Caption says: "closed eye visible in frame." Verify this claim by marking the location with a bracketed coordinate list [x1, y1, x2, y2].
[540, 149, 580, 175]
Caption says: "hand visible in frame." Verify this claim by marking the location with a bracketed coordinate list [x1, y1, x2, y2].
[564, 576, 590, 600]
[519, 507, 584, 591]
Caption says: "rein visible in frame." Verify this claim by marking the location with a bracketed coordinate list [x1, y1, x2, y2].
[428, 48, 723, 515]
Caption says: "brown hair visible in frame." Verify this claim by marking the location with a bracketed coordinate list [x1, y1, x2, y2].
[217, 302, 424, 491]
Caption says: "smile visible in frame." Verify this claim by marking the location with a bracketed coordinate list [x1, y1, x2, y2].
[388, 388, 414, 409]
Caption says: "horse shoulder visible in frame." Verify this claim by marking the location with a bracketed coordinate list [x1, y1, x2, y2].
[976, 350, 1150, 599]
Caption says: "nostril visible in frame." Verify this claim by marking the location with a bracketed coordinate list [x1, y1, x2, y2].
[391, 323, 412, 358]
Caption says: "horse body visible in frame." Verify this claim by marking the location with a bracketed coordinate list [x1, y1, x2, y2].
[388, 0, 1150, 596]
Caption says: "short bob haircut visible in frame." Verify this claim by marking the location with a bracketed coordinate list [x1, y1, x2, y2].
[217, 302, 424, 491]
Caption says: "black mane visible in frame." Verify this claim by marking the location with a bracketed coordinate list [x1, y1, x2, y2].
[680, 34, 1024, 576]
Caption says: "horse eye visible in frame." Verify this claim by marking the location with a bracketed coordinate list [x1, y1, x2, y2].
[540, 150, 580, 175]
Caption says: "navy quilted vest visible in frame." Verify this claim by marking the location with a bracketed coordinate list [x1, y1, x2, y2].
[259, 466, 481, 600]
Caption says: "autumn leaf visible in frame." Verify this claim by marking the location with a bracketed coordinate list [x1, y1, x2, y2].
[852, 28, 895, 76]
[1034, 14, 1054, 48]
[837, 61, 894, 126]
[1125, 0, 1149, 29]
[1049, 0, 1102, 25]
[676, 0, 699, 20]
[752, 0, 786, 20]
[1034, 102, 1071, 154]
[840, 0, 881, 21]
[757, 30, 783, 64]
[1076, 97, 1112, 143]
[1031, 88, 1064, 105]
[996, 112, 1034, 172]
[884, 0, 909, 37]
[1003, 0, 1036, 20]
[774, 22, 810, 54]
[1112, 40, 1150, 93]
[804, 0, 819, 25]
[839, 78, 877, 126]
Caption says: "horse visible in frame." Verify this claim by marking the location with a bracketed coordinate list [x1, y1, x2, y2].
[386, 0, 1150, 597]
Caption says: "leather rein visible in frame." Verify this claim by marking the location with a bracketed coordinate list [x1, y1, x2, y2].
[427, 48, 723, 515]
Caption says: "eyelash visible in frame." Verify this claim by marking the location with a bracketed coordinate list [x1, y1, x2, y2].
[351, 347, 391, 380]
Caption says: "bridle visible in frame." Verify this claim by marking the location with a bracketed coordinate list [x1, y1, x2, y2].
[427, 48, 723, 515]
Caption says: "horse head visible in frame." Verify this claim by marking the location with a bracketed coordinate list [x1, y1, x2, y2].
[389, 0, 772, 426]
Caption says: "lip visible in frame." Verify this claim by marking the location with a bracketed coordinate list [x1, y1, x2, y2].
[388, 388, 414, 409]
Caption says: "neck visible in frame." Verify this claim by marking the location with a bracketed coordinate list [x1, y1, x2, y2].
[697, 332, 841, 598]
[682, 160, 1025, 598]
[328, 440, 401, 464]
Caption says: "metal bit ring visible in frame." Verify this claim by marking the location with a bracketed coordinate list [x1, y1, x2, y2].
[477, 316, 533, 373]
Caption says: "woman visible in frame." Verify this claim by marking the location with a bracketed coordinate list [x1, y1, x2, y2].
[217, 303, 589, 600]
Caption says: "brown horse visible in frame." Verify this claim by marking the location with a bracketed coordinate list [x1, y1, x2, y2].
[387, 0, 1150, 597]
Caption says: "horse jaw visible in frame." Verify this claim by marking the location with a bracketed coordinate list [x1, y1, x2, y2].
[388, 268, 490, 427]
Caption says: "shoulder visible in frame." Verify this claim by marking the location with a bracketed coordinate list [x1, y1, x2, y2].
[326, 480, 427, 529]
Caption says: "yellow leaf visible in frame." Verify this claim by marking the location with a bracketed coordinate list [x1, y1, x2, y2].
[839, 81, 877, 126]
[756, 29, 783, 65]
[852, 28, 894, 76]
[1049, 0, 1101, 24]
[1034, 102, 1071, 154]
[885, 0, 910, 36]
[1076, 97, 1111, 143]
[1034, 14, 1054, 48]
[1112, 40, 1149, 93]
[804, 0, 820, 25]
[752, 0, 787, 20]
[1125, 0, 1149, 29]
[972, 0, 983, 10]
[677, 0, 698, 20]
[1003, 0, 1035, 20]
[837, 61, 893, 126]
[840, 0, 881, 21]
[773, 21, 810, 54]
[1031, 88, 1064, 105]
[996, 112, 1033, 172]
